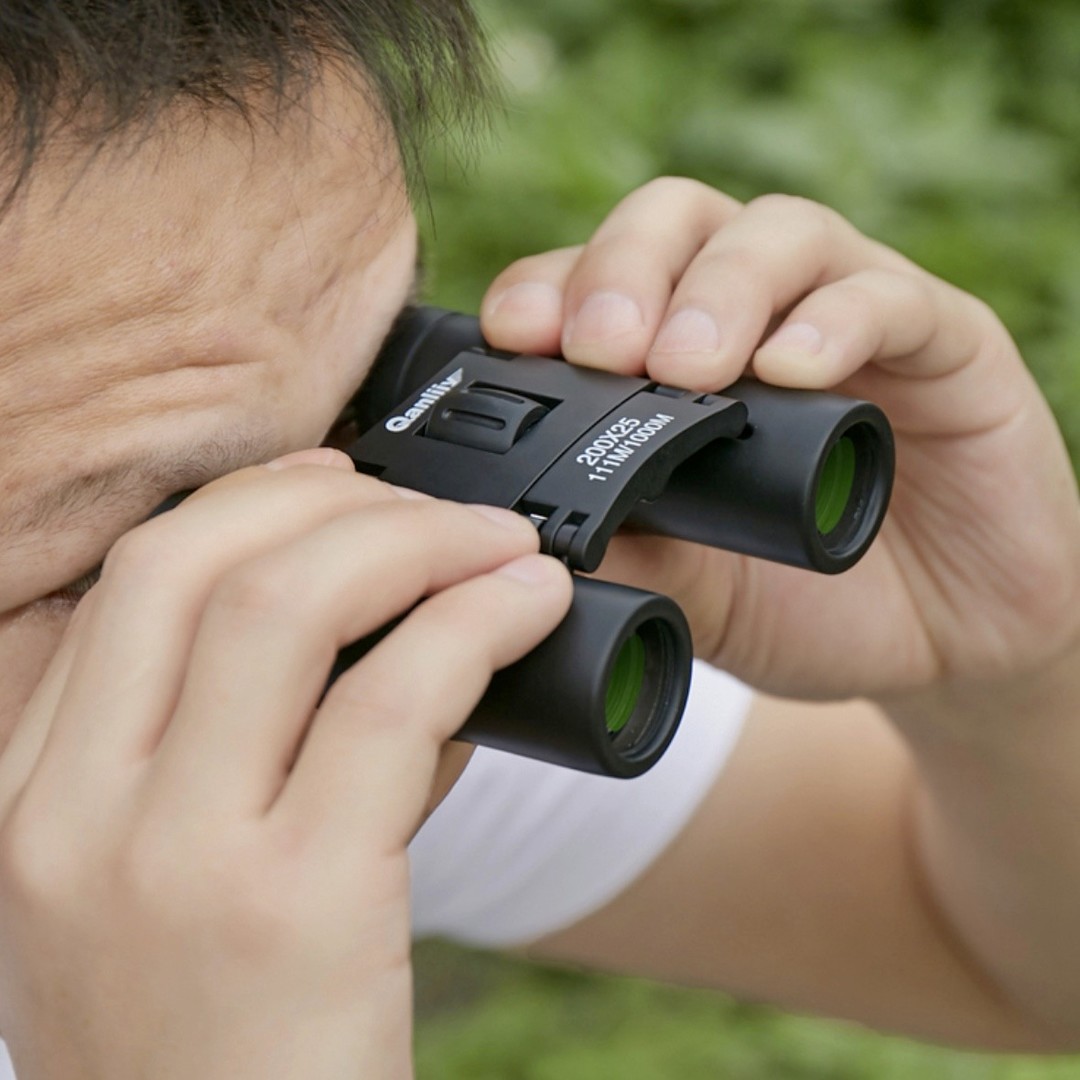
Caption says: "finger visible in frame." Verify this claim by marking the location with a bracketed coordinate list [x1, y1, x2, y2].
[147, 501, 541, 818]
[259, 447, 358, 474]
[643, 194, 903, 391]
[0, 594, 96, 815]
[36, 459, 403, 778]
[482, 178, 740, 372]
[752, 269, 1014, 435]
[269, 553, 573, 861]
[754, 269, 943, 385]
[480, 247, 581, 357]
[557, 178, 740, 374]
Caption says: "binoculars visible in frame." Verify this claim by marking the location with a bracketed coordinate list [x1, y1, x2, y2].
[331, 307, 895, 778]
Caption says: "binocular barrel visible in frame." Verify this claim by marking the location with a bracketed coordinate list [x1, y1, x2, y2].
[328, 577, 691, 778]
[457, 577, 691, 777]
[339, 306, 895, 778]
[629, 377, 894, 573]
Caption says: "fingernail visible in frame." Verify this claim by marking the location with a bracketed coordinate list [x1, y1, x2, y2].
[467, 504, 530, 531]
[762, 322, 824, 355]
[651, 308, 722, 355]
[487, 282, 563, 324]
[565, 291, 644, 347]
[265, 448, 351, 471]
[495, 554, 556, 585]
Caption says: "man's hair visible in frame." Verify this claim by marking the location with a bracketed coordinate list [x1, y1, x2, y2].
[0, 0, 496, 202]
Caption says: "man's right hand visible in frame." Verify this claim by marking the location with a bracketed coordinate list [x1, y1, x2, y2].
[0, 447, 571, 1080]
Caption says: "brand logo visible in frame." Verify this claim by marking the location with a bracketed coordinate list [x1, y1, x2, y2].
[385, 368, 464, 433]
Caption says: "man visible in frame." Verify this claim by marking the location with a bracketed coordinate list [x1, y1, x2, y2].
[0, 2, 1077, 1077]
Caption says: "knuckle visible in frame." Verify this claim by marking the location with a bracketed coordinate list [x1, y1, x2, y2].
[747, 192, 836, 238]
[100, 520, 177, 588]
[826, 268, 928, 318]
[831, 269, 895, 308]
[311, 464, 383, 499]
[113, 824, 306, 958]
[744, 191, 807, 216]
[0, 809, 66, 906]
[424, 589, 509, 667]
[213, 857, 308, 957]
[210, 559, 308, 623]
[705, 243, 770, 291]
[962, 292, 1007, 337]
[111, 818, 186, 910]
[586, 226, 660, 261]
[499, 248, 573, 280]
[638, 174, 715, 203]
[261, 463, 386, 511]
[908, 275, 943, 327]
[892, 267, 935, 303]
[333, 665, 462, 753]
[327, 684, 418, 743]
[422, 499, 509, 541]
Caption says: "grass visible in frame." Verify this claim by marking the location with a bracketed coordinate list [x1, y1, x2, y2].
[414, 943, 1080, 1079]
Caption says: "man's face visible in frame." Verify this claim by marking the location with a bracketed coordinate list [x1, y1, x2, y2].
[0, 74, 419, 742]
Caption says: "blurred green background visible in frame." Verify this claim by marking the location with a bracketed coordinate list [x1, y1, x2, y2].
[415, 0, 1080, 1076]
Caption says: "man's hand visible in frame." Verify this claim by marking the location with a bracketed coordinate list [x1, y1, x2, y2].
[0, 449, 571, 1080]
[482, 179, 1080, 1045]
[480, 178, 1080, 703]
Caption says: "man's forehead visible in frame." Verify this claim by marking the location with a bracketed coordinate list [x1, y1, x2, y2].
[0, 74, 418, 612]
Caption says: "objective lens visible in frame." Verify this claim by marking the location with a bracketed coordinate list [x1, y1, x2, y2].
[815, 436, 857, 535]
[606, 633, 646, 736]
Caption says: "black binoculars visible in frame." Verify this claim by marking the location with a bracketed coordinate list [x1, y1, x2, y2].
[331, 307, 895, 778]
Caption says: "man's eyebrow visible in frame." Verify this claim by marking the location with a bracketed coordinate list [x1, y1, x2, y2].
[4, 431, 274, 539]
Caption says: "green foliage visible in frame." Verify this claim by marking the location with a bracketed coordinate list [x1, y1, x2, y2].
[415, 3, 1080, 1076]
[415, 943, 1080, 1079]
[423, 0, 1080, 464]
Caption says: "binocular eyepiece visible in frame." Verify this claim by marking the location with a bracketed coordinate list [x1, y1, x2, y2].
[333, 307, 895, 778]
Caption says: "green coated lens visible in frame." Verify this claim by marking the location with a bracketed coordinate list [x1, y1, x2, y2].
[606, 633, 647, 736]
[816, 436, 857, 535]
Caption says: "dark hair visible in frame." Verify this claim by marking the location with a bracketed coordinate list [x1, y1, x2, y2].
[0, 0, 496, 204]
